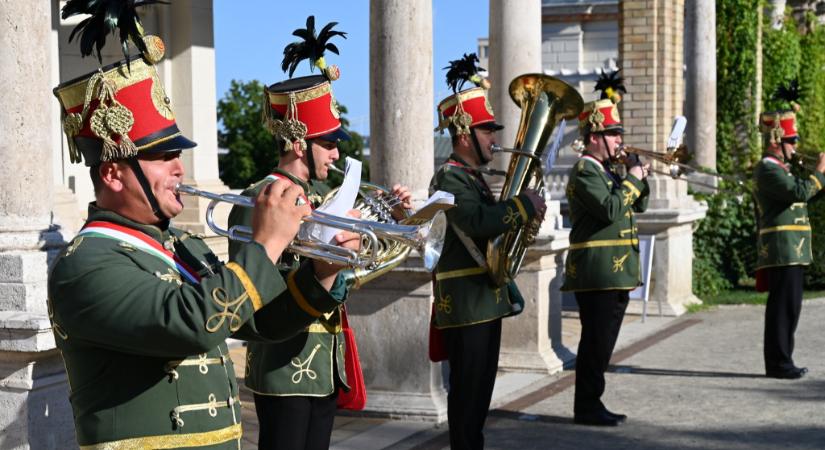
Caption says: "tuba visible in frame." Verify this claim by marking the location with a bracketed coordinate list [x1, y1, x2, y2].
[486, 74, 583, 286]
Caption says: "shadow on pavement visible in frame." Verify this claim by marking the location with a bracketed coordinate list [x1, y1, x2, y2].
[608, 365, 765, 379]
[483, 418, 825, 450]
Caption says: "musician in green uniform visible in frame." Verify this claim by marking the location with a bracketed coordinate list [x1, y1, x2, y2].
[227, 18, 412, 450]
[430, 54, 546, 450]
[562, 71, 650, 426]
[48, 4, 353, 448]
[755, 83, 825, 379]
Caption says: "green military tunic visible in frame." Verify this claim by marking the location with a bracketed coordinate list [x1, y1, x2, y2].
[562, 154, 650, 292]
[429, 154, 538, 329]
[228, 168, 349, 397]
[754, 154, 825, 269]
[48, 204, 342, 449]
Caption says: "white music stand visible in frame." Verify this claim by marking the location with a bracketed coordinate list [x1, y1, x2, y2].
[629, 235, 656, 322]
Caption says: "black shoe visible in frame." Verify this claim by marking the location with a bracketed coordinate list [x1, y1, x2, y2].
[766, 366, 808, 379]
[574, 410, 620, 426]
[603, 408, 627, 423]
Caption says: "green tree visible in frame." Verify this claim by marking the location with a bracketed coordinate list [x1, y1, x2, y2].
[217, 79, 275, 189]
[217, 79, 367, 189]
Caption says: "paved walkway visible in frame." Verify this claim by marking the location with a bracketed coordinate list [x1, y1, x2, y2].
[231, 299, 825, 449]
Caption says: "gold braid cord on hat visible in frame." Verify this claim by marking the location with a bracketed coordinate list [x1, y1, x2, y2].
[264, 92, 308, 152]
[436, 100, 473, 135]
[588, 109, 606, 132]
[62, 70, 138, 163]
[760, 113, 786, 145]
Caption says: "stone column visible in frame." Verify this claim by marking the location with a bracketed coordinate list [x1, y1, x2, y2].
[354, 0, 444, 421]
[49, 1, 83, 238]
[488, 0, 543, 171]
[619, 0, 706, 315]
[685, 0, 717, 193]
[0, 1, 75, 448]
[489, 1, 572, 372]
[369, 0, 433, 200]
[164, 0, 230, 256]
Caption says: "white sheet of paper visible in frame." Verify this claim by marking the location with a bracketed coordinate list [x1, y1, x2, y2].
[418, 190, 455, 211]
[306, 157, 362, 243]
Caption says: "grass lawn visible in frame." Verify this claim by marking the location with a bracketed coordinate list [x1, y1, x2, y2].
[688, 288, 825, 313]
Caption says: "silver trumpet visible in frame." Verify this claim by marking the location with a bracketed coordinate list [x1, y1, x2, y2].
[175, 183, 446, 271]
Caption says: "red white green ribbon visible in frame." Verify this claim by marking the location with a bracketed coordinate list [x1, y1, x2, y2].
[763, 155, 788, 171]
[79, 221, 201, 284]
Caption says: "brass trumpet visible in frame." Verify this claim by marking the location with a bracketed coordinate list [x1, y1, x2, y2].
[616, 144, 747, 191]
[175, 183, 446, 272]
[789, 151, 825, 172]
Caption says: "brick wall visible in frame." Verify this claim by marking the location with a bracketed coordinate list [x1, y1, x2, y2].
[619, 0, 685, 151]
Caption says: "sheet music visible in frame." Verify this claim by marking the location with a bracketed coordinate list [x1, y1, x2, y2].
[304, 157, 362, 243]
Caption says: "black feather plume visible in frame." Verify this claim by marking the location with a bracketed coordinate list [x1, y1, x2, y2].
[773, 79, 801, 105]
[62, 0, 168, 66]
[444, 53, 485, 93]
[281, 16, 347, 78]
[594, 69, 626, 100]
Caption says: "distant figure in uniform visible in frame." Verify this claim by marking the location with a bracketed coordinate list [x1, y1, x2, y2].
[562, 70, 650, 426]
[430, 53, 546, 450]
[48, 4, 355, 448]
[755, 81, 825, 380]
[228, 16, 412, 450]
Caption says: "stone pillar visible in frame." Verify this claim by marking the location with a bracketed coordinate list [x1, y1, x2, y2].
[0, 1, 75, 448]
[619, 0, 706, 315]
[49, 1, 83, 238]
[369, 0, 433, 200]
[164, 0, 230, 256]
[499, 204, 574, 373]
[489, 0, 572, 368]
[355, 0, 444, 421]
[685, 0, 718, 193]
[488, 0, 543, 172]
[344, 255, 447, 421]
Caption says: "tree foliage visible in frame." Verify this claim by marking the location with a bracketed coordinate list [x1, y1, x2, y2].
[217, 79, 367, 189]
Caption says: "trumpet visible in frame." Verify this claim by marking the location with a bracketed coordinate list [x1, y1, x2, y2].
[616, 144, 748, 191]
[789, 151, 824, 172]
[175, 183, 446, 272]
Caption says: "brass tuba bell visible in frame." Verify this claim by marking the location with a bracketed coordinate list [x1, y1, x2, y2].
[486, 74, 583, 286]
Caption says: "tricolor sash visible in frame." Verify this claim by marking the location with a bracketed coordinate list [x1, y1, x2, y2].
[79, 221, 201, 284]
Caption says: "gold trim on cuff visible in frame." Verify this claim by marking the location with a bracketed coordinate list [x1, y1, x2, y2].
[79, 423, 242, 450]
[306, 322, 342, 333]
[759, 225, 812, 235]
[225, 262, 263, 312]
[569, 238, 638, 250]
[288, 270, 322, 317]
[512, 197, 529, 222]
[435, 267, 487, 281]
[622, 180, 641, 198]
[810, 174, 823, 192]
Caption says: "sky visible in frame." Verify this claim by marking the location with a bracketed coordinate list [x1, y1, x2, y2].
[213, 0, 489, 136]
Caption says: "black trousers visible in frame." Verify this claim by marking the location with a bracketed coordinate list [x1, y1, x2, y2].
[764, 265, 805, 373]
[444, 318, 502, 450]
[574, 290, 629, 415]
[254, 392, 337, 450]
